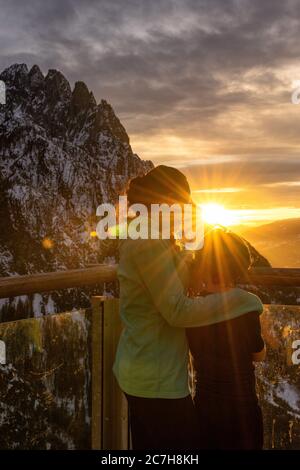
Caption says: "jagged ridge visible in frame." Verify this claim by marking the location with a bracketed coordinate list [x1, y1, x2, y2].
[0, 63, 153, 318]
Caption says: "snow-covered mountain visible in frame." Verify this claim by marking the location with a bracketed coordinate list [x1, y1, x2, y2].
[0, 63, 153, 319]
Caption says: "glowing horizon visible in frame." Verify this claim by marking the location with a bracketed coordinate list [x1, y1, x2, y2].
[200, 202, 300, 228]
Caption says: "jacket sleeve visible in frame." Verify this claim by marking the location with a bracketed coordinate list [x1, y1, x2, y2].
[134, 239, 263, 328]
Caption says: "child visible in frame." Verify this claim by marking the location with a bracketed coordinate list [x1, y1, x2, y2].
[187, 227, 265, 449]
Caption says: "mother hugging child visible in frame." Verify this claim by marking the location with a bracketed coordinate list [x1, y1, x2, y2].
[113, 165, 265, 450]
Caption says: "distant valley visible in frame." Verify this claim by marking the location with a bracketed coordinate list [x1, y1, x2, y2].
[237, 218, 300, 268]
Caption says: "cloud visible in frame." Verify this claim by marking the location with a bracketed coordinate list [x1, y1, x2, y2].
[1, 0, 300, 191]
[182, 159, 300, 209]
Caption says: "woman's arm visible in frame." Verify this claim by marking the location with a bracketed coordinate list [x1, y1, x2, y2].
[134, 239, 263, 328]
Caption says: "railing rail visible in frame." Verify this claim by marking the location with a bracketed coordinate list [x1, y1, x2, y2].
[241, 267, 300, 287]
[0, 265, 300, 299]
[0, 264, 117, 299]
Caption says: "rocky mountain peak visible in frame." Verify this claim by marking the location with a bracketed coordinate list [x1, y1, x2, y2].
[45, 69, 72, 104]
[0, 62, 153, 294]
[0, 63, 29, 86]
[0, 63, 135, 147]
[28, 64, 44, 89]
[71, 81, 96, 113]
[97, 99, 130, 145]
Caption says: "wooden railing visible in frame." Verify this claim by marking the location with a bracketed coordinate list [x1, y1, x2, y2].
[0, 299, 299, 449]
[0, 265, 300, 299]
[0, 266, 299, 449]
[0, 297, 128, 450]
[0, 264, 117, 299]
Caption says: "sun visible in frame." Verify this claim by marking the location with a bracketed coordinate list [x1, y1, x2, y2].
[201, 203, 238, 227]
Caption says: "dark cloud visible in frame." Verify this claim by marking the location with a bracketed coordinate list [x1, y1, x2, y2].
[183, 159, 300, 187]
[1, 0, 300, 200]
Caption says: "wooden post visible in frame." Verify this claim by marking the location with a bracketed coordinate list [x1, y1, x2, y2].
[91, 297, 129, 450]
[91, 296, 104, 450]
[102, 298, 129, 450]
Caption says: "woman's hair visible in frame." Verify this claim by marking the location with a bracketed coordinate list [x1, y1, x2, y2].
[195, 227, 252, 286]
[127, 165, 191, 206]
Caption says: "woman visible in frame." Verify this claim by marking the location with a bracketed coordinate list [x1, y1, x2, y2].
[187, 227, 265, 449]
[113, 165, 263, 450]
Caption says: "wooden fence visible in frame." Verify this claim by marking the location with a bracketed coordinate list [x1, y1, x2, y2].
[0, 265, 300, 300]
[0, 265, 300, 449]
[0, 298, 299, 449]
[91, 297, 129, 450]
[0, 297, 127, 450]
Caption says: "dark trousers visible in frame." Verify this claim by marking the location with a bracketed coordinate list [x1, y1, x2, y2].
[194, 394, 264, 449]
[125, 394, 198, 450]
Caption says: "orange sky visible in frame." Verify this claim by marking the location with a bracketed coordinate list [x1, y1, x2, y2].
[1, 0, 300, 228]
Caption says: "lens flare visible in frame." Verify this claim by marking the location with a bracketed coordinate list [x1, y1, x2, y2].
[201, 203, 238, 227]
[42, 238, 54, 249]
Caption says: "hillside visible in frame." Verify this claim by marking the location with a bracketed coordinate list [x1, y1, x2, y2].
[238, 219, 300, 268]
